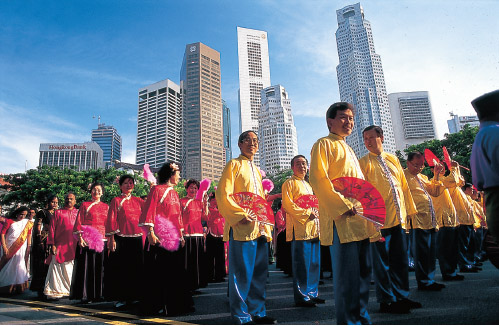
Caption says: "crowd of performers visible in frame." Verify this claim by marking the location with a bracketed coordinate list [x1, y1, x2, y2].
[0, 89, 498, 325]
[0, 170, 227, 317]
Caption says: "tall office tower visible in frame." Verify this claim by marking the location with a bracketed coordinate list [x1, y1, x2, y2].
[335, 3, 395, 158]
[237, 27, 271, 166]
[180, 42, 224, 181]
[258, 85, 298, 175]
[388, 91, 437, 152]
[91, 123, 122, 168]
[447, 113, 479, 134]
[222, 100, 232, 164]
[136, 79, 182, 168]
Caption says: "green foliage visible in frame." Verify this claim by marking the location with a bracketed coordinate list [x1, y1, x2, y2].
[395, 150, 407, 168]
[0, 166, 152, 212]
[402, 124, 478, 181]
[266, 168, 294, 212]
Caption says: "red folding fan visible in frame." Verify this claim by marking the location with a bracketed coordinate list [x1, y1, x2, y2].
[295, 194, 319, 217]
[442, 146, 470, 171]
[442, 146, 452, 170]
[231, 192, 275, 226]
[424, 149, 441, 167]
[331, 177, 385, 227]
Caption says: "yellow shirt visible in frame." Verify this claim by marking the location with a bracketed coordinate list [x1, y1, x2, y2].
[467, 195, 483, 229]
[282, 175, 319, 241]
[448, 174, 474, 225]
[430, 168, 459, 228]
[309, 133, 378, 245]
[215, 155, 273, 242]
[359, 152, 417, 229]
[404, 169, 444, 230]
[473, 199, 486, 228]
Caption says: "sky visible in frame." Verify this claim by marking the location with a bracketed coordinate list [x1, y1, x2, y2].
[1, 0, 498, 174]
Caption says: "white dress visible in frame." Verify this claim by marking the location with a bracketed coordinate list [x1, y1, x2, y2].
[0, 219, 31, 292]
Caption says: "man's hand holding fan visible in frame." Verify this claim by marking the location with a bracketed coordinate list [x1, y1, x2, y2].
[231, 192, 275, 226]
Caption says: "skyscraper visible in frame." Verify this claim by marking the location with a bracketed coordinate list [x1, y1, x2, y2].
[222, 100, 232, 164]
[180, 42, 224, 181]
[237, 27, 271, 135]
[335, 3, 395, 158]
[388, 91, 437, 152]
[136, 79, 182, 168]
[91, 123, 122, 168]
[258, 85, 298, 175]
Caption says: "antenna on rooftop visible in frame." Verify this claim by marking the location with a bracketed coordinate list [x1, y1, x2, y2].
[92, 115, 102, 126]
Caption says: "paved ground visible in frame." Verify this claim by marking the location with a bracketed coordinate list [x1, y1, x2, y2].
[1, 260, 499, 325]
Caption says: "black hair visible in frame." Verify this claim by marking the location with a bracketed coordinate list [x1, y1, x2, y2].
[326, 102, 355, 120]
[238, 130, 258, 143]
[89, 181, 105, 193]
[46, 194, 58, 206]
[362, 125, 383, 137]
[462, 183, 473, 192]
[291, 155, 308, 167]
[119, 174, 135, 186]
[157, 161, 180, 185]
[185, 179, 200, 190]
[11, 206, 29, 219]
[407, 151, 423, 162]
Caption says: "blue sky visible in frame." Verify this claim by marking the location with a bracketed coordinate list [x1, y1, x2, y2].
[1, 0, 498, 174]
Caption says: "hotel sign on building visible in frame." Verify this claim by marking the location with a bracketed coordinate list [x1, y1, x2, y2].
[39, 142, 105, 171]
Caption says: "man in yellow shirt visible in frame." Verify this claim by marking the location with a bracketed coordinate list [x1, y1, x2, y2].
[462, 183, 485, 271]
[359, 125, 420, 314]
[310, 102, 378, 325]
[449, 177, 480, 273]
[216, 131, 276, 325]
[404, 151, 445, 291]
[429, 162, 465, 281]
[282, 155, 323, 308]
[469, 187, 487, 263]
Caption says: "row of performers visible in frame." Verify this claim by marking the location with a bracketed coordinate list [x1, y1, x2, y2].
[1, 168, 227, 317]
[274, 135, 488, 324]
[212, 114, 491, 324]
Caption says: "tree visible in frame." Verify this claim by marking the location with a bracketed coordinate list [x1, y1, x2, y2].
[266, 168, 293, 212]
[0, 166, 151, 214]
[402, 124, 478, 182]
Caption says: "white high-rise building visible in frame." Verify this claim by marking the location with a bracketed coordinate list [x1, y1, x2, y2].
[136, 79, 182, 168]
[335, 3, 395, 158]
[388, 91, 437, 152]
[258, 85, 298, 175]
[447, 113, 479, 134]
[39, 142, 104, 171]
[237, 27, 271, 135]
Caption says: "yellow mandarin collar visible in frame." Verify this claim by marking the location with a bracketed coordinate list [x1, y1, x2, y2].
[328, 132, 345, 141]
[291, 174, 305, 181]
[368, 151, 385, 158]
[238, 154, 252, 162]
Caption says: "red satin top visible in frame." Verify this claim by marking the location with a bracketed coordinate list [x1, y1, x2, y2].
[73, 201, 109, 238]
[139, 185, 183, 232]
[48, 208, 78, 263]
[181, 197, 207, 236]
[207, 207, 225, 237]
[106, 195, 144, 237]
